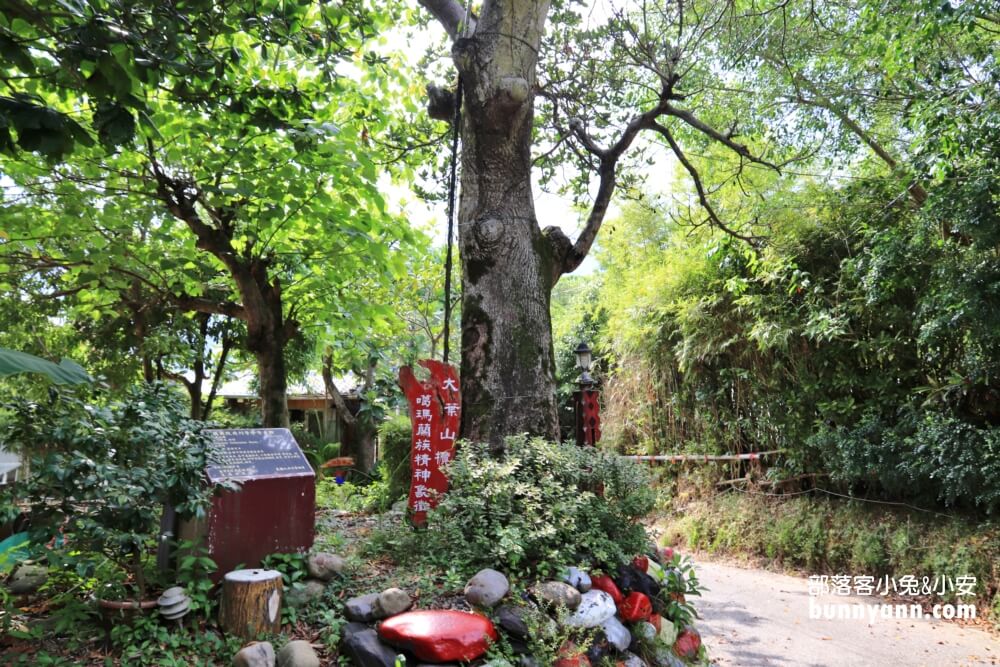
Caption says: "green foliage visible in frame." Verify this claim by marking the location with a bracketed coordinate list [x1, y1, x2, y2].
[409, 436, 656, 578]
[379, 414, 413, 503]
[662, 494, 1000, 610]
[0, 348, 92, 385]
[173, 541, 219, 619]
[0, 383, 223, 598]
[316, 467, 394, 514]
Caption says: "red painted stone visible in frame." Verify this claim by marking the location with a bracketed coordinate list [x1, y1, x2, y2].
[590, 574, 623, 604]
[660, 546, 675, 562]
[648, 613, 662, 633]
[632, 555, 649, 572]
[673, 626, 702, 659]
[377, 610, 497, 662]
[618, 591, 652, 622]
[555, 641, 591, 667]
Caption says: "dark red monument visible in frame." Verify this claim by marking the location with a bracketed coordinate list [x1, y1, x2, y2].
[399, 360, 461, 526]
[181, 428, 315, 578]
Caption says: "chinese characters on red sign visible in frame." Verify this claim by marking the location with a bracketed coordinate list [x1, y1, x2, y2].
[398, 359, 460, 526]
[580, 389, 601, 446]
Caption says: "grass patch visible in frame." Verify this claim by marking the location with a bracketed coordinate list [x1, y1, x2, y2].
[657, 491, 1000, 621]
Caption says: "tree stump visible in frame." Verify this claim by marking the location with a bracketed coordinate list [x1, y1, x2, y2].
[219, 568, 283, 639]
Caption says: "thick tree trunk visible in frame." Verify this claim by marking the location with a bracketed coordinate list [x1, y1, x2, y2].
[253, 334, 289, 428]
[452, 1, 560, 447]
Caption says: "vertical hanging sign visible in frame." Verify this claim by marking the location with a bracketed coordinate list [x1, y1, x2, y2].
[399, 360, 460, 526]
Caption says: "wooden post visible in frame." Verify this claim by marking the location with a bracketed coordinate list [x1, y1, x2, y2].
[219, 569, 283, 639]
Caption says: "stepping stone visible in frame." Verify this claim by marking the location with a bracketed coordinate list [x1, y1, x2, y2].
[377, 609, 497, 663]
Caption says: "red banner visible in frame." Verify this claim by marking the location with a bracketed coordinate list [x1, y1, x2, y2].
[398, 360, 460, 526]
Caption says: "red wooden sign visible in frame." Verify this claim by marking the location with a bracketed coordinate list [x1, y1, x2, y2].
[581, 389, 601, 446]
[399, 359, 460, 526]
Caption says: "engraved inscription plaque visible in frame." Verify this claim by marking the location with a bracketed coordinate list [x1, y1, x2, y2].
[206, 428, 313, 482]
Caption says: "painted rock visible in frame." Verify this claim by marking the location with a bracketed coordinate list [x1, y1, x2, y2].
[647, 613, 662, 633]
[562, 566, 592, 593]
[616, 564, 660, 599]
[673, 626, 701, 660]
[633, 621, 657, 643]
[563, 590, 617, 628]
[617, 652, 648, 667]
[377, 610, 497, 663]
[496, 605, 530, 639]
[342, 628, 399, 667]
[660, 547, 675, 563]
[465, 568, 510, 608]
[554, 641, 591, 667]
[618, 591, 652, 623]
[646, 559, 665, 583]
[345, 593, 381, 622]
[590, 575, 623, 605]
[658, 621, 678, 645]
[652, 646, 686, 667]
[631, 555, 648, 573]
[600, 615, 632, 652]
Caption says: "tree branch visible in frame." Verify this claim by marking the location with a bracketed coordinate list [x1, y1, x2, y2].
[660, 102, 780, 172]
[650, 121, 759, 245]
[417, 0, 475, 39]
[322, 350, 357, 426]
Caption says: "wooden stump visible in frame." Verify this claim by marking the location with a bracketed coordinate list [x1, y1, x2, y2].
[219, 568, 283, 639]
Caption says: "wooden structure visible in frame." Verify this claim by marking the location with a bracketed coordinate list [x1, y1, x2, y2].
[219, 568, 283, 639]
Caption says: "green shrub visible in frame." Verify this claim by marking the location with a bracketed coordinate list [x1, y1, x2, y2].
[379, 414, 412, 504]
[0, 383, 222, 600]
[418, 435, 656, 577]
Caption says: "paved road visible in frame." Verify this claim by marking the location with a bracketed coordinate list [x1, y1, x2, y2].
[695, 560, 999, 667]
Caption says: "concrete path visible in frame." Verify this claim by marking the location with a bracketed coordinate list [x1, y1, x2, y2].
[695, 560, 999, 667]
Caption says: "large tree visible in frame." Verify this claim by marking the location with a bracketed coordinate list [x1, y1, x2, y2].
[1, 1, 417, 426]
[417, 0, 787, 445]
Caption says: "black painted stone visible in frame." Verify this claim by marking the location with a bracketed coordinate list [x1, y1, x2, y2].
[585, 631, 611, 664]
[342, 628, 399, 667]
[496, 605, 530, 640]
[615, 564, 661, 599]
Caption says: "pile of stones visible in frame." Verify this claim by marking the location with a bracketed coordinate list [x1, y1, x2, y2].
[334, 546, 703, 667]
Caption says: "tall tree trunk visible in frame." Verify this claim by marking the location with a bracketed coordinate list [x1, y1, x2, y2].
[251, 326, 290, 428]
[452, 1, 560, 448]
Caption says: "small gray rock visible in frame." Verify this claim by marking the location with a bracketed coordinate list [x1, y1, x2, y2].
[600, 615, 632, 652]
[517, 657, 541, 667]
[276, 640, 319, 667]
[342, 628, 399, 667]
[233, 641, 275, 667]
[652, 645, 687, 667]
[496, 605, 530, 639]
[534, 581, 581, 611]
[634, 621, 658, 642]
[563, 590, 616, 628]
[562, 566, 592, 593]
[285, 579, 326, 608]
[345, 593, 381, 622]
[7, 564, 47, 595]
[306, 552, 345, 581]
[465, 568, 509, 608]
[620, 652, 648, 667]
[374, 587, 412, 618]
